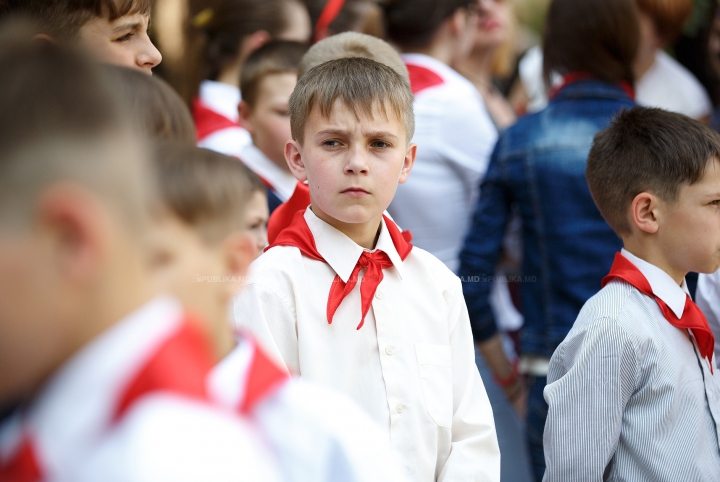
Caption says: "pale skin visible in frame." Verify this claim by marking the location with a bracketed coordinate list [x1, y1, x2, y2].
[479, 156, 720, 415]
[244, 190, 270, 259]
[77, 13, 162, 74]
[238, 72, 297, 173]
[148, 211, 256, 359]
[0, 183, 155, 405]
[285, 100, 417, 250]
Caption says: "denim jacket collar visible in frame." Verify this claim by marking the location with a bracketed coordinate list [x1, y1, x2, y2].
[552, 79, 633, 104]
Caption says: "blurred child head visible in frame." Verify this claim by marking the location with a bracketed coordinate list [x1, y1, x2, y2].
[149, 143, 265, 357]
[298, 31, 409, 81]
[587, 107, 720, 279]
[384, 0, 478, 64]
[1, 0, 161, 73]
[181, 0, 311, 103]
[543, 0, 639, 87]
[106, 65, 197, 144]
[239, 40, 309, 171]
[286, 58, 415, 241]
[0, 38, 154, 405]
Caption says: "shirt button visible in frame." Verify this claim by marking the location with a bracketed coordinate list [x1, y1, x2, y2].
[396, 404, 404, 413]
[385, 346, 394, 355]
[375, 291, 383, 299]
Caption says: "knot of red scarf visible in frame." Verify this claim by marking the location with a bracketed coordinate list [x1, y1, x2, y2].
[0, 435, 42, 482]
[268, 208, 412, 330]
[602, 253, 715, 372]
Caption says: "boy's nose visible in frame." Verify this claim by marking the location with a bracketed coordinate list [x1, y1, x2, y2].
[344, 146, 370, 174]
[138, 37, 162, 73]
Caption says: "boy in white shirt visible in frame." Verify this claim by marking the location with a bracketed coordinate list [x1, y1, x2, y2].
[148, 142, 410, 482]
[234, 56, 500, 482]
[238, 40, 309, 213]
[544, 106, 720, 481]
[0, 40, 278, 481]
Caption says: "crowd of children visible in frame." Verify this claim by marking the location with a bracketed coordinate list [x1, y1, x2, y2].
[2, 0, 720, 481]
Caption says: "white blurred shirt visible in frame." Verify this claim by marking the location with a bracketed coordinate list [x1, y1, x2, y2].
[195, 80, 252, 155]
[0, 297, 279, 482]
[389, 54, 498, 273]
[233, 207, 500, 482]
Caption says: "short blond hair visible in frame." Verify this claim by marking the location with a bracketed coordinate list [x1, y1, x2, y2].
[298, 31, 408, 82]
[290, 57, 414, 145]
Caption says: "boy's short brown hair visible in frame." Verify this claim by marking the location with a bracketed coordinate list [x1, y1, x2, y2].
[298, 31, 408, 82]
[587, 107, 720, 236]
[1, 0, 152, 40]
[153, 142, 263, 243]
[240, 40, 309, 109]
[384, 0, 474, 50]
[105, 65, 196, 144]
[289, 57, 414, 144]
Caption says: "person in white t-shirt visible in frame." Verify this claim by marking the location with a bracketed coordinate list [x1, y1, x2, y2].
[383, 0, 498, 274]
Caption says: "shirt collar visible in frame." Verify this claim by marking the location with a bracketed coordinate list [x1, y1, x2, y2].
[620, 248, 689, 318]
[199, 80, 241, 122]
[304, 208, 404, 282]
[239, 144, 298, 201]
[20, 296, 184, 462]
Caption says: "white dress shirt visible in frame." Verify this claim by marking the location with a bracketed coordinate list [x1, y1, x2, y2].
[696, 270, 720, 363]
[0, 296, 280, 482]
[196, 80, 252, 156]
[233, 207, 500, 482]
[208, 335, 410, 482]
[389, 53, 498, 273]
[543, 249, 720, 481]
[239, 143, 298, 202]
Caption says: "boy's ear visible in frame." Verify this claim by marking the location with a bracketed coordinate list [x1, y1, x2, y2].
[220, 231, 255, 296]
[285, 140, 308, 182]
[630, 192, 660, 235]
[398, 143, 417, 185]
[242, 30, 271, 59]
[38, 185, 106, 284]
[238, 101, 255, 135]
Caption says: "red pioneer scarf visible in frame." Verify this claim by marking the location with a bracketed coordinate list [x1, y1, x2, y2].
[602, 253, 715, 370]
[267, 208, 412, 329]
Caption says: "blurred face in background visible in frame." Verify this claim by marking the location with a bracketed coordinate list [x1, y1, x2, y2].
[472, 0, 511, 52]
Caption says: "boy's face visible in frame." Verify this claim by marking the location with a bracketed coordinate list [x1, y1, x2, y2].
[245, 190, 269, 259]
[148, 213, 253, 358]
[240, 73, 297, 170]
[656, 158, 720, 275]
[286, 99, 416, 228]
[77, 13, 162, 74]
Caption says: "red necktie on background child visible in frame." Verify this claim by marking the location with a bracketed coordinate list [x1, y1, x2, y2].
[602, 253, 715, 371]
[268, 208, 412, 329]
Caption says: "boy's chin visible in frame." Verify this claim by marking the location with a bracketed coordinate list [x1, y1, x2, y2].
[317, 205, 385, 226]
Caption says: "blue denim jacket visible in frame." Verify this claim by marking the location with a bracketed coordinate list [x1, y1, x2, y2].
[459, 80, 633, 357]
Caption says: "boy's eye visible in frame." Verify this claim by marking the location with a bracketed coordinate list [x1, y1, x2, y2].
[115, 32, 134, 42]
[711, 200, 720, 206]
[371, 140, 390, 149]
[322, 139, 341, 147]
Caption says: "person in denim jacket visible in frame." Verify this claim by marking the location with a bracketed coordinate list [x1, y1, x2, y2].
[458, 0, 640, 479]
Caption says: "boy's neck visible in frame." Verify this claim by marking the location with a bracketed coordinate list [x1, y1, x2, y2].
[622, 241, 687, 286]
[310, 205, 382, 250]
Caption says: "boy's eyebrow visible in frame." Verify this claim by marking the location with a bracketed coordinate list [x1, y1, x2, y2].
[315, 128, 399, 140]
[112, 21, 141, 33]
[365, 130, 399, 141]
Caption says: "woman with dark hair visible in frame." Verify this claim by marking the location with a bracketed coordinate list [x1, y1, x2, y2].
[458, 0, 639, 479]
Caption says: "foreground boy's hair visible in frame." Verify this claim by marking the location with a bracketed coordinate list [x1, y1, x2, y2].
[587, 107, 720, 235]
[298, 31, 409, 81]
[289, 57, 414, 143]
[0, 0, 151, 40]
[153, 142, 262, 242]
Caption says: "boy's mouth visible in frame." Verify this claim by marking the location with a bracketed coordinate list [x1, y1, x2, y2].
[341, 187, 370, 196]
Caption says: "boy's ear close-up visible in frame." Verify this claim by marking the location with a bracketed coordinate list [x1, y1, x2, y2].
[285, 140, 308, 182]
[398, 143, 418, 185]
[238, 100, 255, 135]
[630, 192, 660, 235]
